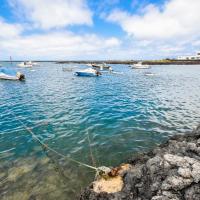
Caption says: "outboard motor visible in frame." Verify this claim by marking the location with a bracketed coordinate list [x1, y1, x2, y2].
[96, 71, 102, 76]
[16, 72, 25, 81]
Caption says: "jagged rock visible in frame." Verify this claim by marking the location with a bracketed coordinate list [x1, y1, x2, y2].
[146, 156, 163, 174]
[152, 191, 180, 200]
[184, 183, 200, 200]
[161, 176, 193, 190]
[186, 142, 197, 151]
[191, 162, 200, 183]
[197, 147, 200, 154]
[80, 126, 200, 200]
[197, 139, 200, 145]
[177, 167, 192, 178]
[163, 154, 189, 168]
[184, 156, 197, 165]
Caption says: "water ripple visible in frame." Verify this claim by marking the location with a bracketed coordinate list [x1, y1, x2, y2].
[0, 63, 200, 166]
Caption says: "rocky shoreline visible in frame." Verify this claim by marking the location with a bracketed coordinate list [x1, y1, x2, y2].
[55, 60, 200, 65]
[80, 125, 200, 200]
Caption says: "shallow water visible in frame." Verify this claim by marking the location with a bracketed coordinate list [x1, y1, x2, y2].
[0, 62, 200, 199]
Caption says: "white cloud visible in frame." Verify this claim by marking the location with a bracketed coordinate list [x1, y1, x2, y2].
[0, 18, 22, 38]
[9, 0, 93, 29]
[104, 37, 121, 47]
[107, 0, 200, 40]
[1, 0, 118, 60]
[0, 31, 121, 60]
[1, 0, 199, 60]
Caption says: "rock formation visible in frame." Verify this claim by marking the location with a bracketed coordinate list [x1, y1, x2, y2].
[80, 125, 200, 200]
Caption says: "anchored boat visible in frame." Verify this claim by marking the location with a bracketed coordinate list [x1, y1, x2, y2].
[17, 61, 39, 68]
[92, 63, 112, 71]
[0, 68, 25, 81]
[132, 62, 150, 69]
[17, 61, 33, 68]
[27, 61, 40, 66]
[74, 68, 102, 77]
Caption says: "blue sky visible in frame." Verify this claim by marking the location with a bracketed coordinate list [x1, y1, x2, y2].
[0, 0, 200, 60]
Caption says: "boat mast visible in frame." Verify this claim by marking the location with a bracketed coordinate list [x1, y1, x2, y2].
[10, 56, 13, 65]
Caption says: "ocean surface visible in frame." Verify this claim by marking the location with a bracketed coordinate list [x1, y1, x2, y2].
[0, 62, 200, 199]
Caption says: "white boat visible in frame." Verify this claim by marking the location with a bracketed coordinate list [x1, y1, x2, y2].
[132, 62, 150, 69]
[0, 70, 25, 81]
[74, 68, 101, 77]
[92, 63, 112, 71]
[17, 62, 33, 68]
[27, 61, 40, 66]
[86, 64, 93, 67]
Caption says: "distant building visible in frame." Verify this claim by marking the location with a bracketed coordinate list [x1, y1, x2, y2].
[177, 52, 200, 60]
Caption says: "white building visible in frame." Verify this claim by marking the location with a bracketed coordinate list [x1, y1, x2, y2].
[177, 52, 200, 60]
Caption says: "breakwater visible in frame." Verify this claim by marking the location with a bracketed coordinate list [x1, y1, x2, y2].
[80, 125, 200, 200]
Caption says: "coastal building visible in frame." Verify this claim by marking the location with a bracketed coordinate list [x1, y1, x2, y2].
[177, 51, 200, 60]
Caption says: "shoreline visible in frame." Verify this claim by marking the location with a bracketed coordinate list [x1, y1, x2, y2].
[56, 60, 200, 65]
[80, 125, 200, 200]
[1, 60, 200, 65]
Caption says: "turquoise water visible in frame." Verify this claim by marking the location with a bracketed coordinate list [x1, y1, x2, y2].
[0, 62, 200, 199]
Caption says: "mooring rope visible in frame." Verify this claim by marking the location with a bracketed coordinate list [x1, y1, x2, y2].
[86, 131, 96, 167]
[7, 109, 98, 171]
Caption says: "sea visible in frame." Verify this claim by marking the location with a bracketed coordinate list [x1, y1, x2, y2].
[0, 62, 200, 200]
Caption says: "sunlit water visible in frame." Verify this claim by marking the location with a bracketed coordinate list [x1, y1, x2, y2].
[0, 62, 200, 199]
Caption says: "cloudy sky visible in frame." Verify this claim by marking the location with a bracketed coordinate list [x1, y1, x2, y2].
[0, 0, 200, 60]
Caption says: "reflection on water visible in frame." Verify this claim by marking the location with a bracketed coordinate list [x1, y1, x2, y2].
[0, 63, 200, 199]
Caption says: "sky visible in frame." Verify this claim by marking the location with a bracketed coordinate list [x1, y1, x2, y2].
[0, 0, 200, 60]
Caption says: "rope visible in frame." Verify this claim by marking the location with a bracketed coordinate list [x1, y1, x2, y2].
[86, 131, 96, 167]
[7, 109, 98, 171]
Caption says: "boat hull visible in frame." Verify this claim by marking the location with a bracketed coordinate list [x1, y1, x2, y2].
[74, 72, 99, 77]
[132, 65, 150, 69]
[92, 64, 111, 70]
[132, 67, 150, 69]
[0, 73, 19, 81]
[17, 64, 32, 68]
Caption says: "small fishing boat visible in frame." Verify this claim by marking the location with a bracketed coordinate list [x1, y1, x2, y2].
[92, 63, 112, 71]
[132, 62, 150, 69]
[74, 68, 101, 77]
[0, 68, 25, 81]
[17, 61, 33, 68]
[27, 61, 40, 66]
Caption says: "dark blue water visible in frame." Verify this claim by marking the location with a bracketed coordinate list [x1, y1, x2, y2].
[0, 62, 200, 199]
